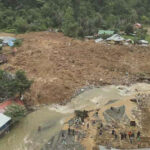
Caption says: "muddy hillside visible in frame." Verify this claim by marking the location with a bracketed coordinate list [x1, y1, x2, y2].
[1, 32, 150, 104]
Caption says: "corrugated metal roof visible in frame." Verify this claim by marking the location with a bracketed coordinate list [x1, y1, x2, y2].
[98, 30, 114, 35]
[0, 113, 11, 128]
[106, 34, 124, 41]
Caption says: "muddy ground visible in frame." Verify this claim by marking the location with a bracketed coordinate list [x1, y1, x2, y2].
[0, 32, 150, 105]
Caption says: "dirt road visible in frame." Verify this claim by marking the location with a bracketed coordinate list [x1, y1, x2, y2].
[0, 32, 150, 105]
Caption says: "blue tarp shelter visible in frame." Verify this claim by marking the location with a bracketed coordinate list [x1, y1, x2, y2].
[0, 37, 16, 47]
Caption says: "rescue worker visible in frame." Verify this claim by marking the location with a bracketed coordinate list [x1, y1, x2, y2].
[137, 131, 141, 138]
[115, 134, 118, 140]
[112, 129, 115, 135]
[68, 127, 71, 135]
[99, 129, 103, 135]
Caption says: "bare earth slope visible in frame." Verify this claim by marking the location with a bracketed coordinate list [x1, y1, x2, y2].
[1, 32, 150, 104]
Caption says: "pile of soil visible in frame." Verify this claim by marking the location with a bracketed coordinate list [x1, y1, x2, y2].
[0, 32, 150, 105]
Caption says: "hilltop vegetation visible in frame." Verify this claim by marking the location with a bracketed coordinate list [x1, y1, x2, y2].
[0, 0, 150, 37]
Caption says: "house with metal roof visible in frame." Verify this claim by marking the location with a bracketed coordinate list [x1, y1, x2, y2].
[0, 113, 11, 136]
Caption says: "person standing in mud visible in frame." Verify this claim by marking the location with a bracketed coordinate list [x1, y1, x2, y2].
[68, 127, 71, 135]
[120, 132, 124, 140]
[62, 132, 65, 138]
[12, 47, 17, 56]
[99, 129, 103, 135]
[87, 123, 89, 129]
[137, 135, 141, 148]
[38, 126, 41, 132]
[137, 131, 141, 138]
[130, 133, 135, 144]
[128, 131, 132, 139]
[72, 129, 75, 136]
[124, 133, 127, 139]
[100, 123, 103, 128]
[112, 129, 115, 135]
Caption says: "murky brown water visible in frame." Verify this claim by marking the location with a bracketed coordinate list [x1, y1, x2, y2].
[0, 83, 150, 150]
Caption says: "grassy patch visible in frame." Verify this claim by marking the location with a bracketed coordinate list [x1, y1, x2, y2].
[122, 35, 135, 40]
[123, 34, 150, 43]
[13, 39, 23, 47]
[0, 28, 17, 33]
[145, 35, 150, 42]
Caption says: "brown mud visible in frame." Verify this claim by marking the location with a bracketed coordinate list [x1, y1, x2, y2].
[0, 32, 150, 105]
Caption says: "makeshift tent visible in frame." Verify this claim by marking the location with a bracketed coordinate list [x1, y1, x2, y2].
[0, 37, 16, 47]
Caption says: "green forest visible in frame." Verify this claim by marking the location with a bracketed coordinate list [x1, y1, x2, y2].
[0, 0, 150, 37]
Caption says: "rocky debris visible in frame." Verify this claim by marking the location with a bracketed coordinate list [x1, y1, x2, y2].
[136, 73, 150, 83]
[42, 130, 85, 150]
[130, 98, 138, 103]
[0, 54, 7, 64]
[103, 105, 130, 124]
[137, 76, 150, 82]
[105, 100, 118, 106]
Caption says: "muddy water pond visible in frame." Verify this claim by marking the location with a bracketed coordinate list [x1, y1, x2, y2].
[0, 83, 150, 150]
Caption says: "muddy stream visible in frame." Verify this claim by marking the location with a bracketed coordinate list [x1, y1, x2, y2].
[0, 83, 150, 150]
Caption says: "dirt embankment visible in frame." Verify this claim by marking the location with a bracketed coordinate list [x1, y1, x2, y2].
[0, 32, 150, 105]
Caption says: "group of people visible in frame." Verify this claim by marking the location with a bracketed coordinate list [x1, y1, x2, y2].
[97, 122, 142, 147]
[68, 127, 75, 136]
[112, 129, 141, 144]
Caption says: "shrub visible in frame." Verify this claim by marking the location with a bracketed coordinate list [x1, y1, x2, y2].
[3, 28, 16, 33]
[136, 28, 148, 40]
[62, 7, 79, 37]
[0, 39, 3, 44]
[13, 39, 23, 47]
[14, 17, 28, 33]
[125, 24, 134, 35]
[100, 34, 111, 39]
[5, 104, 27, 123]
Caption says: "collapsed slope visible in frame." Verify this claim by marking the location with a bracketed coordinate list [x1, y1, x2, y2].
[1, 32, 150, 104]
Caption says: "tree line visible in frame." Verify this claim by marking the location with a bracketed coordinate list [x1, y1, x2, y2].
[0, 70, 32, 122]
[0, 0, 150, 37]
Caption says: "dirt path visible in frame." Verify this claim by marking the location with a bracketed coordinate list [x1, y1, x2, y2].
[0, 31, 150, 105]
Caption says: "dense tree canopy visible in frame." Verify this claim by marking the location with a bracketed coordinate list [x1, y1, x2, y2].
[0, 0, 149, 37]
[0, 70, 32, 101]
